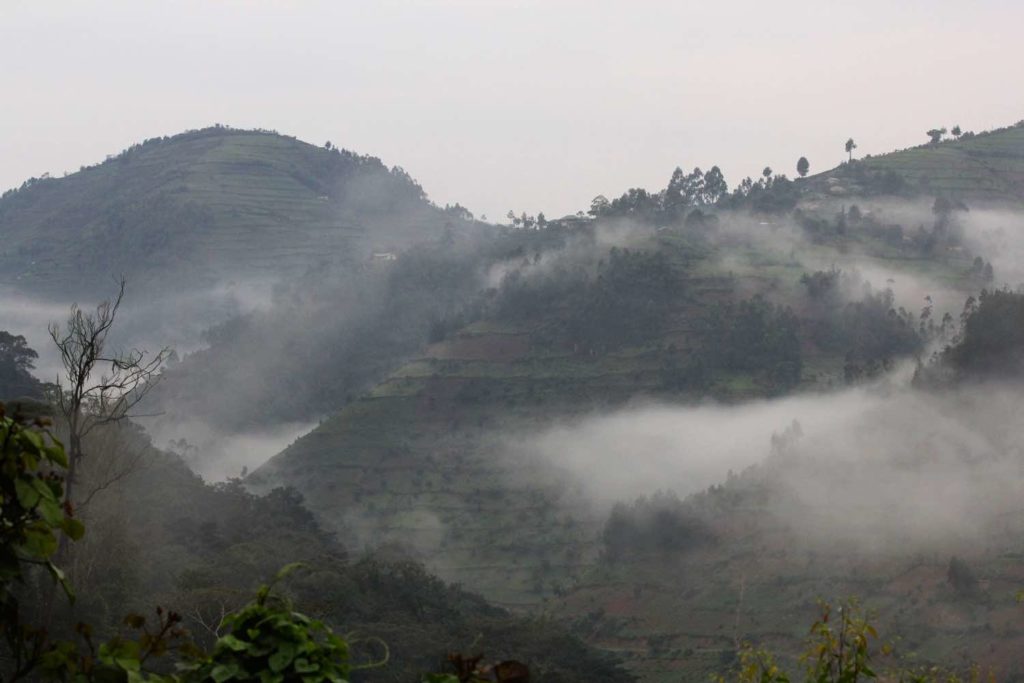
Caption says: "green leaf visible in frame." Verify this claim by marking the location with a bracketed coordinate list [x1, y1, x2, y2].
[61, 517, 86, 541]
[210, 664, 236, 683]
[46, 561, 76, 602]
[20, 428, 44, 452]
[269, 646, 295, 673]
[219, 634, 250, 652]
[294, 658, 318, 673]
[22, 525, 58, 558]
[45, 443, 68, 468]
[32, 476, 59, 502]
[38, 498, 64, 526]
[14, 477, 41, 509]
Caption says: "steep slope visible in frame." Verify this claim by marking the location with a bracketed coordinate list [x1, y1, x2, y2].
[0, 126, 450, 296]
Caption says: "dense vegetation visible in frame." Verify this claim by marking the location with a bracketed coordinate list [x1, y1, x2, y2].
[0, 332, 44, 400]
[602, 491, 712, 560]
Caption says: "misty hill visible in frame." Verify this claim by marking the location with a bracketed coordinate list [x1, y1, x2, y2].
[239, 127, 1024, 679]
[814, 122, 1024, 203]
[0, 126, 462, 297]
[34, 420, 632, 683]
[17, 120, 1024, 681]
[247, 194, 985, 607]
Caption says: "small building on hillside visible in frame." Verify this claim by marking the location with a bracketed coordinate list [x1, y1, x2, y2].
[370, 251, 398, 264]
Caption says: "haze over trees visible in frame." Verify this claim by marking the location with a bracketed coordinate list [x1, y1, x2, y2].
[7, 119, 1024, 682]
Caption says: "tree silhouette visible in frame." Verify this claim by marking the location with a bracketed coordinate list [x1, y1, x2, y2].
[48, 278, 170, 507]
[926, 127, 947, 144]
[796, 156, 810, 177]
[845, 138, 857, 162]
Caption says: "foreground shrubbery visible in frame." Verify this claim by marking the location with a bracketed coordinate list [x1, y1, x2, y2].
[1, 408, 633, 683]
[718, 600, 995, 683]
[0, 407, 365, 682]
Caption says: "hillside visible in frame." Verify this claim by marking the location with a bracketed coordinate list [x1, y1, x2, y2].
[242, 128, 1024, 679]
[813, 122, 1024, 203]
[31, 419, 632, 683]
[0, 126, 457, 296]
[11, 121, 1022, 681]
[249, 196, 983, 608]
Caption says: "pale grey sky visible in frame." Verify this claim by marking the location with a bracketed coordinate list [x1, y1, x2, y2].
[2, 0, 1022, 221]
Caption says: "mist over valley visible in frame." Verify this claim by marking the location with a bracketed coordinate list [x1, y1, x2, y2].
[5, 6, 1024, 681]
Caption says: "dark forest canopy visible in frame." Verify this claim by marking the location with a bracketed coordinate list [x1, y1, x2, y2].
[0, 330, 44, 400]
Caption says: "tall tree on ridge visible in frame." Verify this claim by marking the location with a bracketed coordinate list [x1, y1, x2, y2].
[796, 156, 810, 178]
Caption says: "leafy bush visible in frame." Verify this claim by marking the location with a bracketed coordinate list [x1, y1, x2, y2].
[717, 600, 990, 683]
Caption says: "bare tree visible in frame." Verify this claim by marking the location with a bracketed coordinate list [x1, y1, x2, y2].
[48, 278, 170, 506]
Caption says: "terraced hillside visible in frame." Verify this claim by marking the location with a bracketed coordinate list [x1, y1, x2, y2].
[250, 205, 982, 611]
[818, 122, 1024, 203]
[0, 126, 452, 296]
[552, 398, 1024, 683]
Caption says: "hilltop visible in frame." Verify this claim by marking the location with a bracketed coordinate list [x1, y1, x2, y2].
[0, 126, 462, 297]
[811, 122, 1024, 203]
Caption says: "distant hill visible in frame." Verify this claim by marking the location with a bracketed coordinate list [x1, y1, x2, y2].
[248, 198, 981, 607]
[0, 126, 459, 296]
[811, 122, 1024, 203]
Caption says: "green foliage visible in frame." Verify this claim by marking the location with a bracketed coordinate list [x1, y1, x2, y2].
[184, 565, 363, 683]
[945, 288, 1024, 376]
[0, 407, 80, 664]
[0, 408, 361, 683]
[564, 248, 681, 351]
[0, 408, 85, 680]
[495, 246, 684, 352]
[799, 271, 923, 381]
[705, 297, 802, 393]
[0, 333, 44, 401]
[718, 600, 990, 683]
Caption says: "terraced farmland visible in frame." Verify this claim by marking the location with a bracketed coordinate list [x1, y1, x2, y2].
[0, 127, 448, 295]
[250, 215, 978, 612]
[827, 123, 1024, 203]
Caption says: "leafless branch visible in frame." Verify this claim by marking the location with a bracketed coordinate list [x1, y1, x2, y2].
[48, 276, 171, 504]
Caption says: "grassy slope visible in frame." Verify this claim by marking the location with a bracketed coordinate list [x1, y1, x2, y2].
[817, 123, 1024, 203]
[0, 127, 439, 295]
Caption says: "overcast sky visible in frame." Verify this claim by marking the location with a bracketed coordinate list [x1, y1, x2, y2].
[2, 1, 1023, 221]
